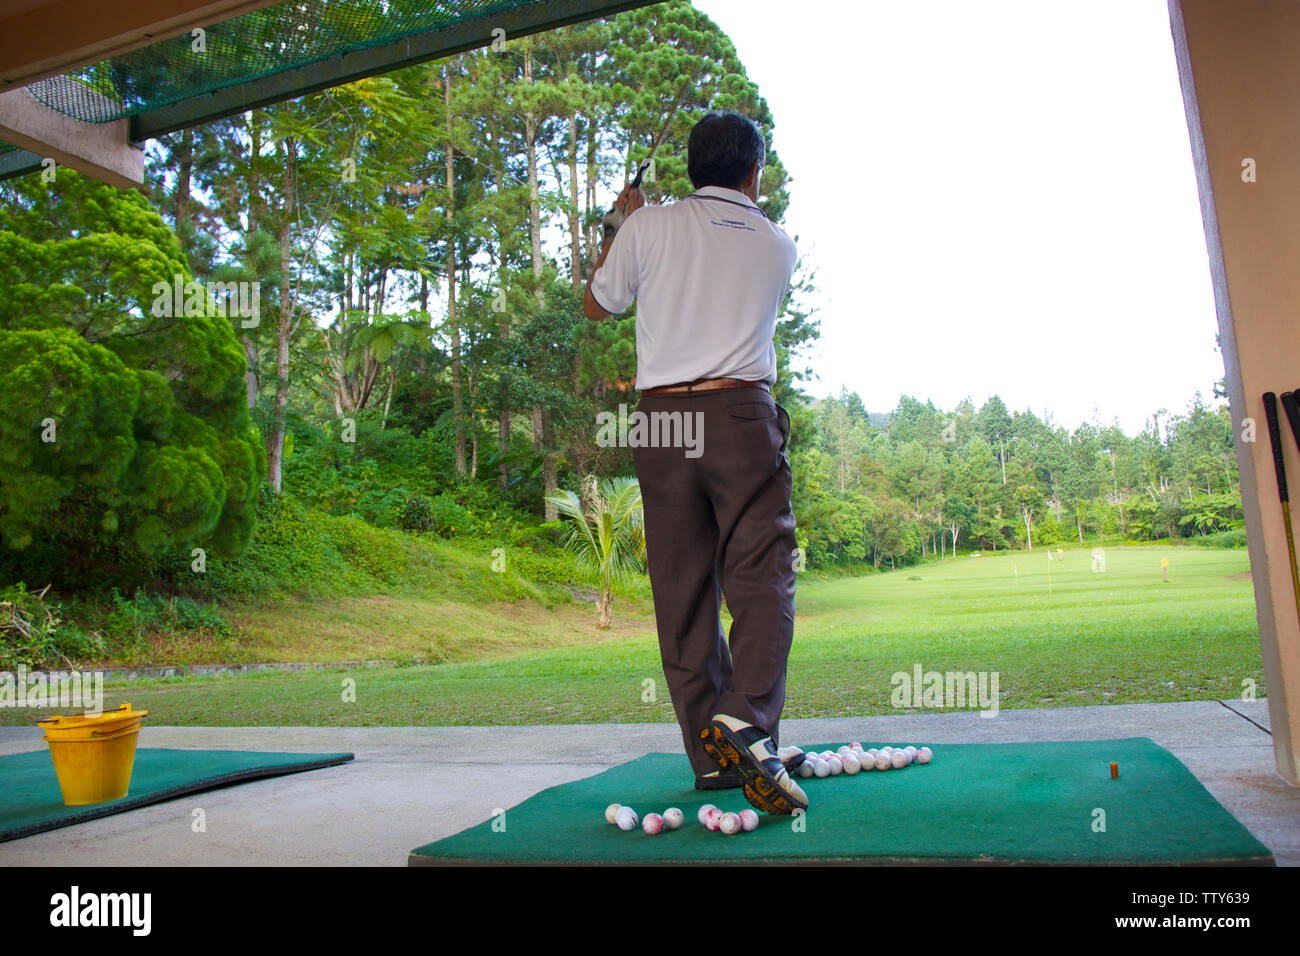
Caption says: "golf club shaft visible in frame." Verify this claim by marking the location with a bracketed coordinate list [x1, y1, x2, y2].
[1262, 391, 1300, 623]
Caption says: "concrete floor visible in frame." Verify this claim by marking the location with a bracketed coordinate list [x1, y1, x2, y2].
[0, 699, 1296, 866]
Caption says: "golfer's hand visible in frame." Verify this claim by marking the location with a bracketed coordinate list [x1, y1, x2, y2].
[616, 185, 646, 217]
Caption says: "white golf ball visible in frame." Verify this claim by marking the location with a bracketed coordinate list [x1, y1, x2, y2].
[697, 804, 717, 826]
[842, 753, 861, 774]
[837, 746, 852, 758]
[663, 807, 684, 829]
[798, 760, 815, 778]
[813, 759, 831, 778]
[905, 746, 918, 760]
[719, 812, 743, 836]
[827, 755, 843, 775]
[874, 752, 892, 771]
[605, 803, 623, 824]
[739, 809, 759, 832]
[820, 750, 835, 760]
[917, 747, 933, 764]
[891, 750, 908, 769]
[615, 806, 639, 831]
[865, 749, 878, 760]
[850, 742, 863, 752]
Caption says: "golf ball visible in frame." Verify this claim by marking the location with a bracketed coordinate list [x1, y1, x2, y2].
[874, 752, 892, 771]
[705, 808, 723, 831]
[697, 804, 717, 826]
[663, 807, 684, 829]
[918, 747, 933, 764]
[813, 759, 831, 778]
[905, 746, 918, 760]
[891, 750, 908, 769]
[850, 742, 863, 752]
[842, 753, 861, 774]
[798, 760, 815, 778]
[615, 806, 639, 831]
[827, 755, 843, 775]
[739, 809, 759, 832]
[642, 812, 664, 835]
[820, 750, 835, 760]
[719, 812, 743, 836]
[837, 746, 852, 758]
[605, 803, 623, 824]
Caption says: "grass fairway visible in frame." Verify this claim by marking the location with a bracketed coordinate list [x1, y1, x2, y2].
[0, 546, 1263, 727]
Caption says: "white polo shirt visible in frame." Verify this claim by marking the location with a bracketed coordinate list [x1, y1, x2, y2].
[589, 185, 798, 391]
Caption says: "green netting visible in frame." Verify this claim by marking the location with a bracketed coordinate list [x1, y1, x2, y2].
[25, 0, 555, 125]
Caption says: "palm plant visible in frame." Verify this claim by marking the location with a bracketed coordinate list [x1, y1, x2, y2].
[547, 476, 646, 628]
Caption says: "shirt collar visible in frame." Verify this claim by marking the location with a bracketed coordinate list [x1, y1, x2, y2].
[692, 185, 761, 210]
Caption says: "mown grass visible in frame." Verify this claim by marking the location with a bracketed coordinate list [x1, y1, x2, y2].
[0, 546, 1263, 726]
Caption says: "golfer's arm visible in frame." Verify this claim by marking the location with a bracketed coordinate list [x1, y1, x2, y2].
[583, 241, 615, 321]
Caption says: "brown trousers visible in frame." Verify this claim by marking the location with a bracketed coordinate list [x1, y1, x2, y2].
[631, 388, 797, 776]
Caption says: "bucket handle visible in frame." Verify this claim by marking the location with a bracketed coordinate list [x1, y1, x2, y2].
[91, 717, 144, 737]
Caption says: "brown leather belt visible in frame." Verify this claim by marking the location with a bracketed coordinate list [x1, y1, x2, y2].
[643, 377, 770, 395]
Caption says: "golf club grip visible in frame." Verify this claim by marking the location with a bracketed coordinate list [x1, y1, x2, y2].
[1282, 390, 1300, 456]
[1264, 392, 1289, 503]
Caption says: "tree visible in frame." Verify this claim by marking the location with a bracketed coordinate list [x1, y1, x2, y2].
[0, 172, 264, 584]
[548, 476, 645, 627]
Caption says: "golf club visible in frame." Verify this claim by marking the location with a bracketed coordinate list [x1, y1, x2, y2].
[1262, 391, 1300, 625]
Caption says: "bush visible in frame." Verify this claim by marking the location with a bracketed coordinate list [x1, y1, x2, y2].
[427, 494, 474, 536]
[399, 495, 435, 533]
[1201, 528, 1249, 549]
[0, 583, 105, 669]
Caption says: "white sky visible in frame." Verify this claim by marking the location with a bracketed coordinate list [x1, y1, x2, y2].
[692, 0, 1224, 434]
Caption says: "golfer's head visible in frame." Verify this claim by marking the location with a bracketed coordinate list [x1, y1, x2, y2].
[687, 110, 766, 191]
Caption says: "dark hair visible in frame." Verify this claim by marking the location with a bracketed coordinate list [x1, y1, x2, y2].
[687, 110, 766, 190]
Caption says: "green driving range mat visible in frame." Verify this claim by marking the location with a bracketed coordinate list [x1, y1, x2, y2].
[409, 738, 1272, 865]
[0, 748, 354, 843]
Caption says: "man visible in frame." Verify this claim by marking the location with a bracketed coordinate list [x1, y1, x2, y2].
[582, 110, 807, 814]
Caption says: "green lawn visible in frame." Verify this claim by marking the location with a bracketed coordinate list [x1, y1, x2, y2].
[1, 546, 1263, 726]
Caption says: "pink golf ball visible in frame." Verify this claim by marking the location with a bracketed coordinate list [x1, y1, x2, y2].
[697, 804, 717, 826]
[642, 812, 664, 835]
[918, 747, 933, 764]
[850, 742, 863, 752]
[705, 808, 723, 831]
[738, 809, 759, 832]
[719, 812, 742, 836]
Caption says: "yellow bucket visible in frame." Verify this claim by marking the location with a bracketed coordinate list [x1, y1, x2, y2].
[38, 703, 148, 806]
